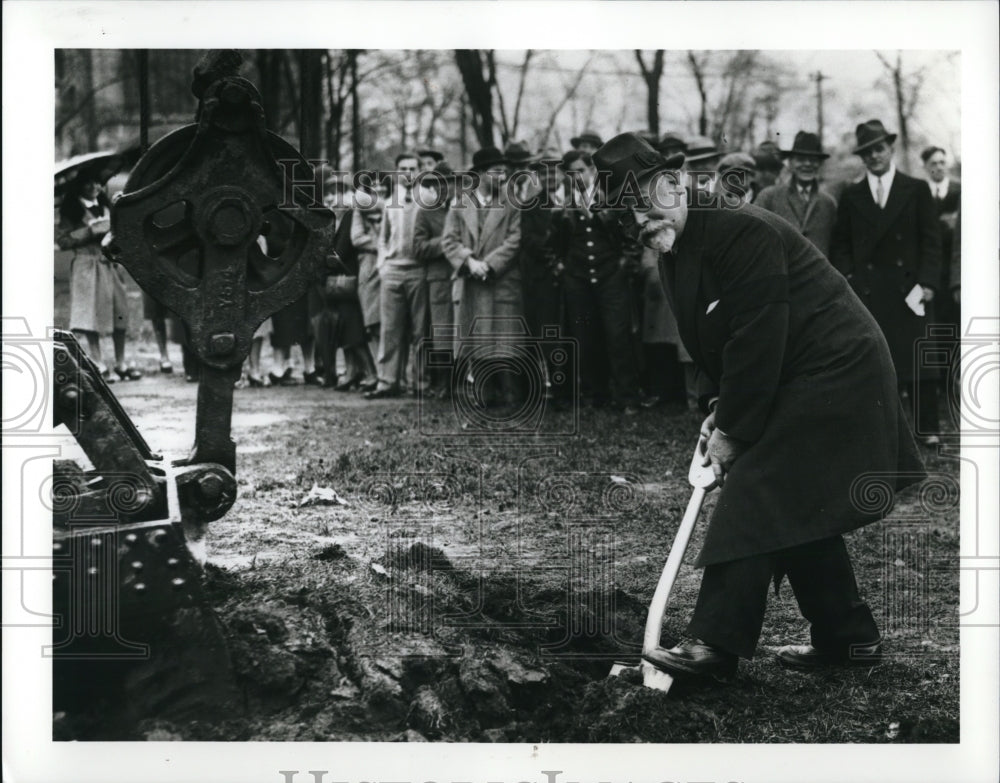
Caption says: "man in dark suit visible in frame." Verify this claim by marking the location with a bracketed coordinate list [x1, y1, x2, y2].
[593, 132, 925, 679]
[831, 121, 943, 445]
[921, 146, 961, 328]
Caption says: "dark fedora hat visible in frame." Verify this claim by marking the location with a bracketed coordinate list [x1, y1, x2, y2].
[782, 131, 830, 159]
[470, 147, 508, 172]
[417, 148, 444, 162]
[570, 129, 603, 149]
[852, 119, 897, 155]
[593, 132, 685, 203]
[503, 141, 540, 167]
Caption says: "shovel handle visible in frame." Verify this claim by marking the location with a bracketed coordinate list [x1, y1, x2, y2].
[642, 484, 707, 654]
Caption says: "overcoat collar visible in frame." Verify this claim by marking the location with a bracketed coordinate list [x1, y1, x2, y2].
[458, 191, 507, 253]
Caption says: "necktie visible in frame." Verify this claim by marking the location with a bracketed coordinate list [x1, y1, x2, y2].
[875, 178, 885, 209]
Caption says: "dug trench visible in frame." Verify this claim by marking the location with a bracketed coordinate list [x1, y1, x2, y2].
[185, 541, 735, 743]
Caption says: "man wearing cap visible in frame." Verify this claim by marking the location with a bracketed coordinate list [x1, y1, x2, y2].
[682, 135, 724, 201]
[831, 120, 943, 445]
[570, 129, 604, 155]
[417, 148, 445, 173]
[594, 132, 925, 680]
[552, 150, 642, 412]
[365, 151, 428, 399]
[752, 142, 785, 194]
[414, 161, 459, 398]
[656, 131, 688, 160]
[441, 147, 523, 406]
[716, 152, 759, 206]
[504, 141, 541, 205]
[755, 131, 838, 257]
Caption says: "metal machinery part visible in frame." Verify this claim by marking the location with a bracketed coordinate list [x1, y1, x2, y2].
[52, 58, 338, 731]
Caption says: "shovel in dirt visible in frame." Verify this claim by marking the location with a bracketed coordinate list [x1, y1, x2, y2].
[609, 436, 718, 692]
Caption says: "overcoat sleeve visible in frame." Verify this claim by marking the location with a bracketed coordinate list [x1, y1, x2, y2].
[441, 204, 473, 271]
[914, 184, 943, 290]
[482, 206, 521, 275]
[413, 208, 444, 262]
[829, 196, 854, 278]
[708, 220, 790, 444]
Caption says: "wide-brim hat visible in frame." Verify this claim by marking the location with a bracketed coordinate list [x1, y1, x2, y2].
[470, 147, 508, 172]
[570, 130, 603, 149]
[417, 148, 444, 162]
[852, 119, 897, 155]
[782, 131, 830, 159]
[593, 132, 685, 203]
[503, 141, 540, 167]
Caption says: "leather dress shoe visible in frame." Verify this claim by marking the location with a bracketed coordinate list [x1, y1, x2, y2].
[364, 385, 402, 400]
[776, 639, 883, 670]
[642, 639, 738, 678]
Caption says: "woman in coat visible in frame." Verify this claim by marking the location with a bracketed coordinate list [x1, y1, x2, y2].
[57, 176, 141, 381]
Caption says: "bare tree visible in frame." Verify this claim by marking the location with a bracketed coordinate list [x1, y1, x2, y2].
[686, 51, 710, 136]
[454, 49, 496, 148]
[875, 50, 928, 170]
[634, 50, 665, 136]
[538, 54, 594, 148]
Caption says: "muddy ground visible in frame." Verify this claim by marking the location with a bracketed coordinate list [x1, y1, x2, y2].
[54, 340, 961, 743]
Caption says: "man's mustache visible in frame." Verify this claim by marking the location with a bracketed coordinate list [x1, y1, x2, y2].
[639, 220, 677, 252]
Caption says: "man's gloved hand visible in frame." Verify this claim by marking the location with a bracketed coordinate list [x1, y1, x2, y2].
[700, 410, 745, 487]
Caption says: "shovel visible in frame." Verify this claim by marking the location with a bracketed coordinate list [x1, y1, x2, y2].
[609, 436, 718, 692]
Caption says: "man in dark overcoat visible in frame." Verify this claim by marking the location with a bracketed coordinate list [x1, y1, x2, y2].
[830, 120, 943, 444]
[593, 133, 926, 679]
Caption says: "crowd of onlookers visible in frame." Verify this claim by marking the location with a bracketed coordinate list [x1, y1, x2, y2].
[57, 119, 960, 441]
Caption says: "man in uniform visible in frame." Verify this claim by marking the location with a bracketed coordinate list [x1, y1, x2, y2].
[593, 132, 925, 679]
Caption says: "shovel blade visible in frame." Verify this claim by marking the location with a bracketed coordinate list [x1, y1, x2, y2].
[641, 660, 676, 693]
[608, 661, 638, 677]
[608, 661, 676, 694]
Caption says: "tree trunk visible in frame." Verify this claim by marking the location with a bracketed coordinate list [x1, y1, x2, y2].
[454, 49, 495, 148]
[256, 50, 284, 132]
[82, 50, 98, 150]
[350, 50, 361, 169]
[687, 51, 709, 137]
[635, 50, 664, 136]
[297, 51, 324, 163]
